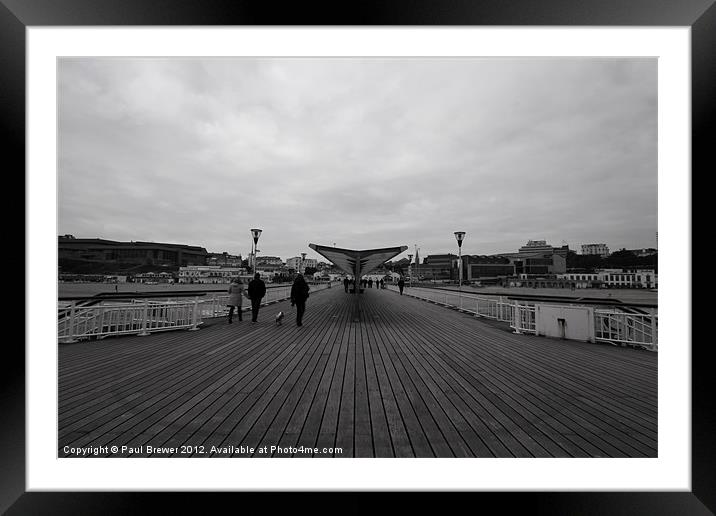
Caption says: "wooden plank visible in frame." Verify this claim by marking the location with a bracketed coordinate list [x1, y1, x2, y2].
[353, 310, 379, 457]
[382, 291, 656, 456]
[60, 318, 297, 447]
[366, 298, 473, 458]
[58, 286, 658, 458]
[253, 301, 349, 457]
[334, 313, 357, 457]
[312, 298, 352, 457]
[360, 301, 413, 458]
[219, 305, 339, 456]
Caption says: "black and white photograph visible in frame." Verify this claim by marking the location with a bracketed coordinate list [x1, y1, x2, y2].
[56, 56, 659, 460]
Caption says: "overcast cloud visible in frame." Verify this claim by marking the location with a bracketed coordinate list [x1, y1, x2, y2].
[58, 58, 657, 261]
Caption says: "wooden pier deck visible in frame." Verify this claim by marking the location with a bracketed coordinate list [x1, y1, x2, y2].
[58, 285, 657, 458]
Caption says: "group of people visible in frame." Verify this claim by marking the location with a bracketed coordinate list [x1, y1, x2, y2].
[342, 276, 404, 293]
[226, 273, 310, 327]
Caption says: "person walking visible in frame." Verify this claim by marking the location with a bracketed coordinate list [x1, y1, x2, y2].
[380, 278, 385, 289]
[343, 277, 349, 293]
[226, 277, 244, 323]
[290, 273, 311, 327]
[368, 278, 373, 289]
[398, 277, 405, 295]
[247, 273, 266, 322]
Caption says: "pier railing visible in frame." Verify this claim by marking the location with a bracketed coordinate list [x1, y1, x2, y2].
[58, 299, 200, 342]
[58, 281, 333, 343]
[389, 285, 655, 350]
[594, 309, 657, 351]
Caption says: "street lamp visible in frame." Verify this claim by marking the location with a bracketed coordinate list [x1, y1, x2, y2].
[407, 254, 413, 287]
[250, 228, 262, 274]
[414, 244, 420, 285]
[454, 231, 466, 300]
[301, 252, 306, 275]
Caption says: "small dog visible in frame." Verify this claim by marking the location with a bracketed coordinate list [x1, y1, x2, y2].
[275, 311, 284, 326]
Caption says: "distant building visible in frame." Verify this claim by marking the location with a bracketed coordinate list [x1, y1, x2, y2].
[177, 266, 245, 284]
[286, 256, 317, 273]
[581, 243, 610, 257]
[597, 269, 657, 288]
[253, 256, 285, 274]
[134, 271, 175, 284]
[207, 252, 242, 267]
[557, 270, 657, 289]
[497, 243, 567, 275]
[627, 248, 658, 257]
[518, 239, 570, 258]
[464, 255, 514, 284]
[518, 240, 551, 254]
[256, 256, 283, 267]
[419, 254, 458, 280]
[558, 272, 602, 288]
[58, 236, 208, 267]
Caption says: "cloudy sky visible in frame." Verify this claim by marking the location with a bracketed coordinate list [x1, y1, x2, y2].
[58, 58, 657, 261]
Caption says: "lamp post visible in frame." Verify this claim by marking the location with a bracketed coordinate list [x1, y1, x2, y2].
[250, 228, 262, 274]
[301, 252, 306, 275]
[414, 244, 420, 286]
[407, 254, 413, 288]
[454, 231, 466, 300]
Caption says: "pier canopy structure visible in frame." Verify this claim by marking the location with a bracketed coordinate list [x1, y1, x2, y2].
[309, 243, 408, 281]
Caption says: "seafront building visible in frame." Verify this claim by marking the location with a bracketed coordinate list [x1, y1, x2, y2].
[254, 256, 286, 275]
[177, 265, 245, 284]
[286, 256, 318, 274]
[206, 252, 242, 267]
[581, 243, 610, 257]
[133, 271, 175, 284]
[518, 239, 570, 258]
[495, 240, 569, 276]
[59, 235, 208, 267]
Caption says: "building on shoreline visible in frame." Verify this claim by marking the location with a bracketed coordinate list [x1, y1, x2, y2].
[177, 266, 245, 284]
[581, 243, 610, 257]
[286, 256, 317, 274]
[59, 236, 208, 267]
[207, 252, 242, 267]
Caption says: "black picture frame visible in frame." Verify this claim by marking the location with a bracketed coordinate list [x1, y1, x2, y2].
[5, 0, 709, 512]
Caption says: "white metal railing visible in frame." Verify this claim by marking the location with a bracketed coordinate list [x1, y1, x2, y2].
[58, 282, 335, 342]
[58, 299, 200, 343]
[388, 285, 521, 324]
[389, 285, 656, 347]
[510, 303, 537, 334]
[594, 310, 658, 351]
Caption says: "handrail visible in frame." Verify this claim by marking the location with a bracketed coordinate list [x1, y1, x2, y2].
[388, 284, 654, 349]
[594, 310, 657, 351]
[58, 281, 334, 343]
[402, 285, 658, 309]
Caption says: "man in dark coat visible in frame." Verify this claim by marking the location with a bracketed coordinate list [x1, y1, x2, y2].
[247, 273, 266, 322]
[290, 274, 311, 326]
[397, 277, 405, 295]
[343, 277, 349, 293]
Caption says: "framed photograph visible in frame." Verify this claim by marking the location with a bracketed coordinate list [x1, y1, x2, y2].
[8, 0, 709, 512]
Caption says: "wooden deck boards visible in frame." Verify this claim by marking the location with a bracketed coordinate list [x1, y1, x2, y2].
[58, 285, 658, 458]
